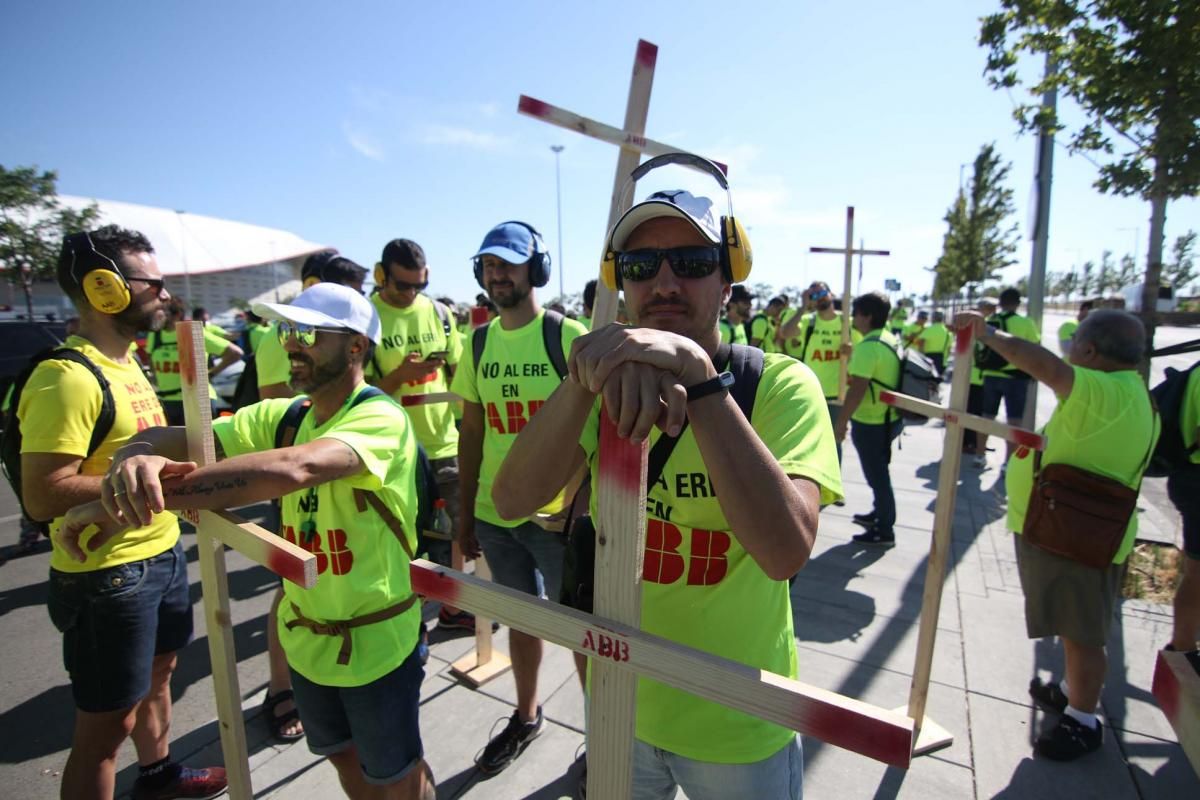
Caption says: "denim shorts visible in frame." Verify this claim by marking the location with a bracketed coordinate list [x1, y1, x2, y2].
[289, 644, 425, 785]
[46, 540, 193, 713]
[631, 736, 803, 800]
[982, 375, 1030, 422]
[475, 518, 565, 600]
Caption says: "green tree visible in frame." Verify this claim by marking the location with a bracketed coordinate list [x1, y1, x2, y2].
[1163, 231, 1198, 294]
[1116, 253, 1138, 290]
[1095, 250, 1117, 296]
[981, 1, 1200, 362]
[931, 144, 1021, 299]
[0, 165, 98, 319]
[1078, 261, 1095, 297]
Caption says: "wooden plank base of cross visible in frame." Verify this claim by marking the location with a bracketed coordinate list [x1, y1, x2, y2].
[880, 324, 1045, 754]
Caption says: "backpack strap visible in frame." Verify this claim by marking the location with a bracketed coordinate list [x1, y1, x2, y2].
[472, 323, 488, 375]
[275, 397, 312, 449]
[353, 488, 416, 560]
[432, 300, 453, 341]
[644, 343, 763, 493]
[541, 309, 568, 381]
[800, 314, 818, 361]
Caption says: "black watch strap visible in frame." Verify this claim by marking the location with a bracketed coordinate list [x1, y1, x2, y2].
[686, 371, 734, 403]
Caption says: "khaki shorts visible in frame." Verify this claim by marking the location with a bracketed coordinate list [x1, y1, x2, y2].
[1014, 533, 1122, 648]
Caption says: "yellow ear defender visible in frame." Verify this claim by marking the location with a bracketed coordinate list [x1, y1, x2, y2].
[373, 262, 386, 288]
[66, 232, 133, 314]
[600, 153, 752, 291]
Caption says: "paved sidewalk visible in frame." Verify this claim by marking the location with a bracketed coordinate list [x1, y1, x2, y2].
[0, 419, 1196, 798]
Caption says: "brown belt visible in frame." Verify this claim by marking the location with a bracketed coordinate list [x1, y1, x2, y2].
[285, 595, 418, 666]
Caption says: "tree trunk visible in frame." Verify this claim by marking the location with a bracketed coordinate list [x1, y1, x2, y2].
[21, 268, 35, 321]
[1139, 161, 1169, 381]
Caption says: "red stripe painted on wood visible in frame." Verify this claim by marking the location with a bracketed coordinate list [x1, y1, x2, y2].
[880, 390, 897, 405]
[955, 325, 973, 355]
[1153, 652, 1181, 724]
[268, 548, 308, 587]
[410, 562, 461, 604]
[636, 40, 658, 68]
[1010, 428, 1044, 449]
[517, 94, 551, 118]
[804, 703, 912, 767]
[598, 412, 643, 495]
[470, 307, 490, 329]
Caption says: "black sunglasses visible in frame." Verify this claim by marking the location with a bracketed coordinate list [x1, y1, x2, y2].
[615, 246, 722, 283]
[388, 277, 428, 291]
[127, 275, 167, 292]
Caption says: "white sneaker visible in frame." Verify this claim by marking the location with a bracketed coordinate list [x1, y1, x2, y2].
[972, 454, 988, 469]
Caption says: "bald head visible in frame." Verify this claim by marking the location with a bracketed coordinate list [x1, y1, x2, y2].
[1074, 309, 1145, 367]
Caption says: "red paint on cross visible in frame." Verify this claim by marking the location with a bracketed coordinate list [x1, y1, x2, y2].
[800, 702, 912, 768]
[1010, 428, 1044, 450]
[597, 411, 644, 495]
[178, 325, 197, 387]
[955, 325, 973, 355]
[880, 390, 897, 405]
[409, 562, 461, 604]
[636, 40, 658, 69]
[1152, 652, 1181, 724]
[518, 95, 551, 118]
[268, 548, 310, 587]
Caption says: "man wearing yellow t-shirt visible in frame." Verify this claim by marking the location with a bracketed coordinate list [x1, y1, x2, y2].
[779, 281, 862, 443]
[835, 292, 903, 546]
[957, 308, 1158, 762]
[368, 237, 479, 630]
[748, 295, 787, 352]
[1057, 300, 1093, 356]
[21, 225, 225, 800]
[495, 189, 842, 798]
[914, 310, 951, 374]
[451, 220, 587, 775]
[63, 283, 436, 798]
[902, 310, 928, 349]
[964, 298, 997, 456]
[1165, 366, 1200, 660]
[253, 250, 368, 742]
[148, 300, 243, 424]
[976, 288, 1042, 470]
[718, 283, 751, 345]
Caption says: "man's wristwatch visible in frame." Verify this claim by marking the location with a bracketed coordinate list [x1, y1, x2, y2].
[686, 371, 735, 403]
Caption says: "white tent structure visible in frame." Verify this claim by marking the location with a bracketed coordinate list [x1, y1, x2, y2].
[10, 196, 328, 321]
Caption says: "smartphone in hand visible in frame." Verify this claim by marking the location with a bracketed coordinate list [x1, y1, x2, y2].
[425, 351, 448, 361]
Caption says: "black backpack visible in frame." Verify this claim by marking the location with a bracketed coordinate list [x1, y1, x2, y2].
[273, 386, 442, 535]
[975, 312, 1016, 372]
[231, 353, 260, 410]
[744, 313, 769, 346]
[473, 309, 568, 380]
[1, 349, 116, 527]
[1145, 338, 1200, 477]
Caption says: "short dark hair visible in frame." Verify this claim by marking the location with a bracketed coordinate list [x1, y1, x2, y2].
[301, 250, 340, 283]
[583, 279, 598, 312]
[380, 239, 426, 272]
[999, 288, 1021, 308]
[57, 225, 155, 302]
[192, 307, 207, 318]
[852, 291, 891, 329]
[1080, 300, 1095, 312]
[769, 294, 789, 307]
[324, 257, 368, 287]
[729, 284, 752, 304]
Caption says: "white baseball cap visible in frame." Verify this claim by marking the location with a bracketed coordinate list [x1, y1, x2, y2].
[253, 283, 382, 344]
[608, 190, 723, 251]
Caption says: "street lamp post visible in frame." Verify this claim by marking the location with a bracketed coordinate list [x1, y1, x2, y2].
[551, 145, 565, 302]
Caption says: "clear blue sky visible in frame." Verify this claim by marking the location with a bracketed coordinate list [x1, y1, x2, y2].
[2, 0, 1196, 305]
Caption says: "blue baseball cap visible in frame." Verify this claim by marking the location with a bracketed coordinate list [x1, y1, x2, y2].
[473, 221, 539, 264]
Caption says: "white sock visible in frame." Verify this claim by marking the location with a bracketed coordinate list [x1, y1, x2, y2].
[1064, 705, 1098, 729]
[1059, 678, 1069, 697]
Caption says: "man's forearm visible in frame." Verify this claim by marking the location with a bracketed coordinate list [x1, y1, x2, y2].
[979, 327, 1065, 387]
[688, 393, 819, 579]
[493, 380, 592, 519]
[158, 449, 333, 510]
[837, 379, 869, 429]
[31, 474, 104, 520]
[125, 426, 191, 462]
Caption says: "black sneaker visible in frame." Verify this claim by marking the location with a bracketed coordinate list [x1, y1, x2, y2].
[1034, 715, 1103, 761]
[851, 511, 878, 526]
[476, 707, 544, 775]
[852, 527, 895, 547]
[1029, 677, 1068, 715]
[439, 608, 500, 633]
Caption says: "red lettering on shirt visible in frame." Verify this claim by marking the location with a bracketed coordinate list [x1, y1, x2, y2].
[485, 402, 506, 435]
[527, 400, 545, 417]
[327, 529, 354, 575]
[687, 529, 731, 586]
[643, 519, 686, 584]
[505, 401, 527, 432]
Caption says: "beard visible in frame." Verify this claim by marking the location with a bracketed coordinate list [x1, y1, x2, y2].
[114, 301, 167, 336]
[289, 343, 351, 394]
[488, 279, 530, 309]
[817, 299, 833, 312]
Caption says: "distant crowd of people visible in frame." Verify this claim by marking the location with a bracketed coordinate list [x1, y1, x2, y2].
[4, 157, 1197, 800]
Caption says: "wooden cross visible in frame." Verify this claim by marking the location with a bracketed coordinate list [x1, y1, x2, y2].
[809, 207, 891, 401]
[1153, 650, 1200, 776]
[879, 325, 1045, 753]
[174, 322, 318, 800]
